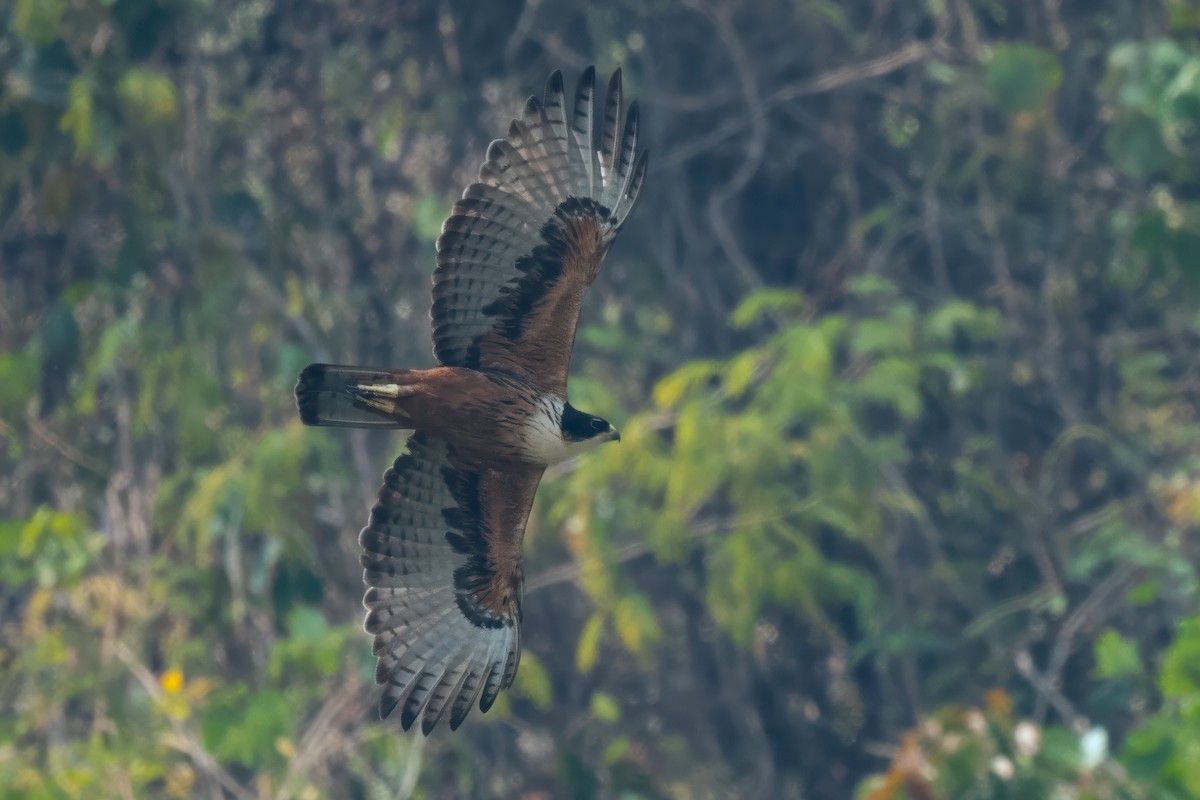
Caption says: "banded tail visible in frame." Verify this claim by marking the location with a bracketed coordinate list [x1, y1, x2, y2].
[295, 364, 416, 429]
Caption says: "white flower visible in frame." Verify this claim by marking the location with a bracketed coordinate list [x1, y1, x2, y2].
[1080, 726, 1109, 770]
[990, 755, 1015, 780]
[1014, 721, 1041, 757]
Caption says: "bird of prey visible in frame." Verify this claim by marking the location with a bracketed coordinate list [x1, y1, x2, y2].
[295, 67, 647, 734]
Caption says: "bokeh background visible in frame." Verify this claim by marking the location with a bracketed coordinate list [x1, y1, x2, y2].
[3, 0, 1200, 798]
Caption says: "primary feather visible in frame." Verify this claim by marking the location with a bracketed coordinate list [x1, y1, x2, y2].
[432, 67, 648, 386]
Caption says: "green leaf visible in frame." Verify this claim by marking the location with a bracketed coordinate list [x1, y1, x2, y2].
[1105, 116, 1175, 179]
[603, 736, 630, 763]
[1094, 629, 1142, 679]
[513, 651, 553, 710]
[924, 300, 1003, 343]
[1108, 40, 1187, 113]
[287, 607, 328, 641]
[1160, 617, 1200, 701]
[269, 609, 347, 679]
[722, 351, 761, 399]
[1170, 0, 1200, 31]
[1040, 726, 1083, 772]
[729, 289, 805, 328]
[652, 360, 720, 407]
[780, 324, 834, 385]
[576, 613, 605, 674]
[13, 0, 65, 44]
[925, 61, 958, 85]
[590, 691, 621, 723]
[0, 520, 23, 556]
[1121, 721, 1179, 783]
[19, 508, 88, 558]
[1127, 579, 1161, 606]
[850, 313, 914, 357]
[613, 592, 661, 656]
[202, 690, 294, 767]
[666, 402, 726, 514]
[1162, 60, 1200, 149]
[577, 322, 638, 353]
[0, 345, 39, 418]
[60, 78, 94, 157]
[847, 274, 899, 296]
[117, 69, 178, 123]
[984, 44, 1062, 114]
[882, 105, 920, 148]
[852, 358, 922, 420]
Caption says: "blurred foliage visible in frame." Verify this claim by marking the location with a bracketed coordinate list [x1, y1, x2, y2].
[3, 0, 1200, 798]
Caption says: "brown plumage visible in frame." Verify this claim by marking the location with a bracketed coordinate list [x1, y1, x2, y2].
[294, 66, 647, 733]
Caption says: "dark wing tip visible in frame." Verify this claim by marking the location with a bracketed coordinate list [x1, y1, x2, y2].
[379, 692, 400, 721]
[545, 69, 564, 97]
[484, 138, 506, 163]
[626, 149, 649, 205]
[400, 705, 420, 732]
[607, 67, 622, 95]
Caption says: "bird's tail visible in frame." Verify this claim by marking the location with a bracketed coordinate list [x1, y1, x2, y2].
[295, 364, 416, 428]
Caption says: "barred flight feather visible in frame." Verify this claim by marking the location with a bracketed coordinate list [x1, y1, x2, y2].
[360, 432, 543, 732]
[433, 66, 648, 394]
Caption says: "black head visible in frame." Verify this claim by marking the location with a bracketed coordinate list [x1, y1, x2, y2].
[561, 403, 620, 444]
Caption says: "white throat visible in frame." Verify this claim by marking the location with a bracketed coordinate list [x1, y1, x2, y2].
[522, 395, 604, 465]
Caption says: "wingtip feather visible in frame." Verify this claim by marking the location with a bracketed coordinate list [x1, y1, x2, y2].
[598, 67, 627, 208]
[522, 94, 541, 118]
[545, 69, 564, 98]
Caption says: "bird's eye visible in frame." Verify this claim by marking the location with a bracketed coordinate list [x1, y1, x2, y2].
[590, 418, 607, 431]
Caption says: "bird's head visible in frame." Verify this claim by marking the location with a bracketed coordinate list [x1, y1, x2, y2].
[561, 403, 620, 451]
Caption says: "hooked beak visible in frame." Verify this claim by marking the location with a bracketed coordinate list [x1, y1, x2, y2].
[611, 428, 621, 443]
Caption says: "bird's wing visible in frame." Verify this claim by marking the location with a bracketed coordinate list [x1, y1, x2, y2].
[361, 433, 544, 734]
[431, 67, 648, 395]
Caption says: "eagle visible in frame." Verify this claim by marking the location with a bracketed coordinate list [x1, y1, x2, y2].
[294, 67, 647, 734]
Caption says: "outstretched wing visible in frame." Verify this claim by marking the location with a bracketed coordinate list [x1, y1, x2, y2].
[360, 433, 544, 734]
[431, 67, 648, 395]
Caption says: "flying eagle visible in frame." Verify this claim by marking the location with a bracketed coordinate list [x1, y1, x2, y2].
[295, 67, 647, 734]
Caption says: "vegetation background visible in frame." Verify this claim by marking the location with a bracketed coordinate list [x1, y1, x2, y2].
[3, 0, 1200, 797]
